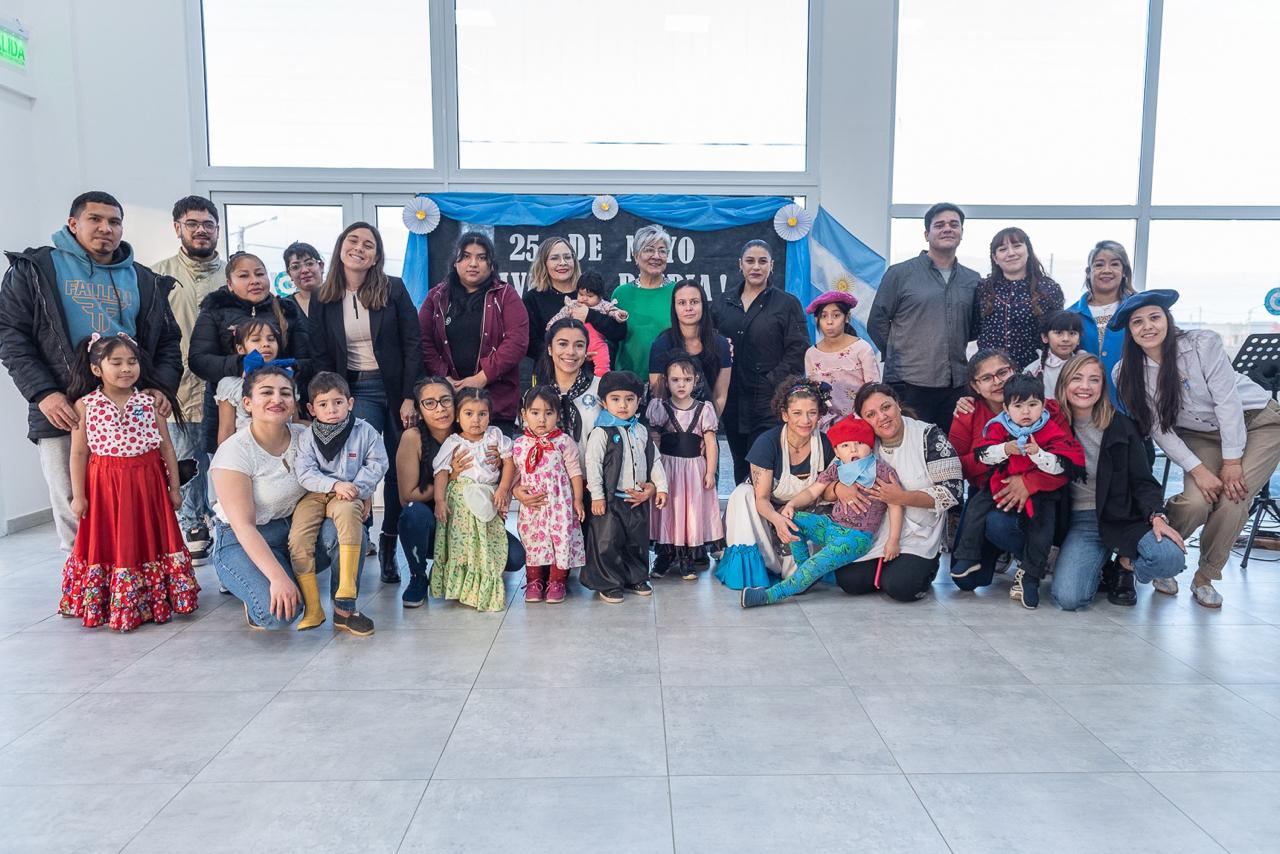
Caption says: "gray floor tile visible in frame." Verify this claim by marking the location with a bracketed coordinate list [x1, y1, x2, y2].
[658, 625, 846, 687]
[855, 684, 1127, 773]
[0, 630, 174, 693]
[935, 583, 1121, 626]
[0, 692, 80, 748]
[1145, 771, 1280, 854]
[197, 689, 468, 782]
[910, 772, 1224, 854]
[121, 780, 426, 853]
[498, 578, 657, 632]
[0, 589, 61, 632]
[663, 685, 897, 776]
[816, 623, 1030, 686]
[286, 629, 493, 691]
[1101, 583, 1268, 626]
[400, 777, 674, 853]
[669, 774, 949, 854]
[0, 782, 181, 854]
[331, 586, 507, 633]
[654, 578, 811, 628]
[1129, 623, 1280, 683]
[798, 585, 961, 626]
[0, 691, 273, 784]
[1224, 683, 1280, 719]
[433, 686, 667, 779]
[478, 625, 659, 688]
[972, 625, 1211, 684]
[1045, 683, 1280, 772]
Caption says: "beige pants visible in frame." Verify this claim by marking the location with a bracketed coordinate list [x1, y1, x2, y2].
[288, 491, 365, 574]
[1166, 401, 1280, 579]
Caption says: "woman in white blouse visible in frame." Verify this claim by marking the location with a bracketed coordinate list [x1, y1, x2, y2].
[1113, 289, 1280, 608]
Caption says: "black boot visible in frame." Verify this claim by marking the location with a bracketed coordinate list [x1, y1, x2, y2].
[378, 532, 401, 584]
[1107, 569, 1137, 606]
[1098, 556, 1119, 594]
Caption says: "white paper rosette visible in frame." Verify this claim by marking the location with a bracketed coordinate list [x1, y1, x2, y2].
[773, 202, 815, 241]
[592, 194, 619, 221]
[402, 196, 441, 234]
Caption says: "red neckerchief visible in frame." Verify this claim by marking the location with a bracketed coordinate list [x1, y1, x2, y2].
[523, 427, 563, 473]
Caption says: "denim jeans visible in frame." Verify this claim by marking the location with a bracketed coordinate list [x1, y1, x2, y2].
[398, 500, 527, 577]
[170, 421, 211, 530]
[1051, 509, 1185, 610]
[212, 517, 366, 629]
[350, 374, 403, 538]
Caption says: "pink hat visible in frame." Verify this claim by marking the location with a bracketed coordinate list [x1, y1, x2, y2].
[806, 290, 858, 315]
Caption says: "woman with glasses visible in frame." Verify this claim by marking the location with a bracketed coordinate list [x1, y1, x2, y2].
[612, 225, 676, 375]
[395, 377, 526, 607]
[282, 241, 324, 317]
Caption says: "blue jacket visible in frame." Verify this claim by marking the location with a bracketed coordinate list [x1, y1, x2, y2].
[295, 418, 389, 500]
[1066, 292, 1126, 408]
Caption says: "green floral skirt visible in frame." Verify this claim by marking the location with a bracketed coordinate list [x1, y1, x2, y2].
[430, 478, 508, 612]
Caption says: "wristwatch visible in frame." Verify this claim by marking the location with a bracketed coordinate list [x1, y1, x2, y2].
[1150, 512, 1169, 525]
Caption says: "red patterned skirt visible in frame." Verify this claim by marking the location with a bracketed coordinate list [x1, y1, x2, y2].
[59, 450, 200, 631]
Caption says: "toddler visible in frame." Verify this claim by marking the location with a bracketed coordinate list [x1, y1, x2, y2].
[1024, 309, 1084, 399]
[548, 271, 628, 376]
[216, 319, 294, 445]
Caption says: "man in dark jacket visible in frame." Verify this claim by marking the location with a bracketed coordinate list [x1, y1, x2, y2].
[0, 191, 183, 550]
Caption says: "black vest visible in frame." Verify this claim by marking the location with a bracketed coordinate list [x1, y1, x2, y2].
[656, 400, 706, 459]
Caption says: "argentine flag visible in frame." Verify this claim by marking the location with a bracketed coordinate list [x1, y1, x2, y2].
[801, 208, 887, 352]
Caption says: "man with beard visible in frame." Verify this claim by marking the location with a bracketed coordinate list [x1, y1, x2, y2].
[151, 195, 224, 565]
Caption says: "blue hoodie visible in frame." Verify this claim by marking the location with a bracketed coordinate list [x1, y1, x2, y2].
[49, 226, 139, 347]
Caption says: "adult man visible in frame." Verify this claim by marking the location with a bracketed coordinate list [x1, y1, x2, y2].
[151, 196, 224, 564]
[868, 202, 979, 431]
[0, 191, 183, 551]
[282, 240, 324, 317]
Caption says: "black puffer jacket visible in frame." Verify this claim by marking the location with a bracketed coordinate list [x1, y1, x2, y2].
[188, 287, 314, 385]
[0, 245, 183, 442]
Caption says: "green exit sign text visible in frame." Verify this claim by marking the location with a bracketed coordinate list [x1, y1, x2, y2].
[0, 28, 26, 68]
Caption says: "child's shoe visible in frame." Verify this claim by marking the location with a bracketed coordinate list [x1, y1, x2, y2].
[681, 558, 698, 581]
[1020, 575, 1040, 610]
[334, 610, 375, 636]
[402, 573, 429, 608]
[626, 581, 653, 596]
[740, 587, 768, 608]
[597, 588, 625, 604]
[525, 565, 547, 603]
[545, 566, 568, 604]
[650, 552, 670, 578]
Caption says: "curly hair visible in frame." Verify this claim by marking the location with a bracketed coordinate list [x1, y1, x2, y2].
[770, 375, 831, 418]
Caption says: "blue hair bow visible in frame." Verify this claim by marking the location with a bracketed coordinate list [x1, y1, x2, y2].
[242, 349, 297, 377]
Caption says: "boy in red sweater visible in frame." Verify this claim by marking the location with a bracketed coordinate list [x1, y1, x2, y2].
[951, 374, 1083, 608]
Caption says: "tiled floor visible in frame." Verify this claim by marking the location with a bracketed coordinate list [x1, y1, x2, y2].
[3, 521, 1280, 853]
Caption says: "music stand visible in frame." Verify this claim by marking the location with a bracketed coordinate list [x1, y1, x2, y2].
[1231, 334, 1280, 568]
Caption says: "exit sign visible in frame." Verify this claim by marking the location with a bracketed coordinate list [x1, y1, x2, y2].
[0, 20, 27, 69]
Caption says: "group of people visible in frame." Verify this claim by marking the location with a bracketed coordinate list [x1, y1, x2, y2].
[1, 193, 1274, 635]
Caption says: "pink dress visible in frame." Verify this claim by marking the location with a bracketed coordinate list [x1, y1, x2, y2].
[646, 399, 725, 551]
[805, 338, 880, 424]
[512, 430, 587, 569]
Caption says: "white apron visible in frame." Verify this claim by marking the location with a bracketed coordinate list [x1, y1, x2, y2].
[863, 416, 946, 561]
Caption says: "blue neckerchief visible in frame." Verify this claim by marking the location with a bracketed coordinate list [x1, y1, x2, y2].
[242, 348, 297, 377]
[986, 409, 1050, 450]
[837, 454, 877, 487]
[595, 410, 639, 431]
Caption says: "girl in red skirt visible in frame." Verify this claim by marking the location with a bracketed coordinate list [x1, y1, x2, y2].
[59, 332, 199, 631]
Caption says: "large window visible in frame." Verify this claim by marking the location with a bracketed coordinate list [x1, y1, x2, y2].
[222, 204, 345, 295]
[201, 0, 433, 169]
[453, 0, 808, 171]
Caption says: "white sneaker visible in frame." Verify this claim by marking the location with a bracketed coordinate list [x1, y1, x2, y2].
[1010, 568, 1024, 601]
[1152, 577, 1178, 596]
[1191, 582, 1222, 609]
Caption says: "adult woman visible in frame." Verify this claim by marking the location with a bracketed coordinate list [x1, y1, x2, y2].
[310, 222, 423, 583]
[717, 239, 809, 483]
[282, 240, 324, 317]
[834, 384, 963, 602]
[612, 225, 676, 375]
[715, 378, 834, 590]
[1114, 290, 1280, 608]
[396, 377, 526, 606]
[1067, 240, 1135, 381]
[209, 366, 370, 631]
[647, 279, 732, 414]
[532, 318, 601, 445]
[522, 237, 625, 366]
[1052, 352, 1186, 609]
[419, 231, 528, 433]
[971, 227, 1064, 369]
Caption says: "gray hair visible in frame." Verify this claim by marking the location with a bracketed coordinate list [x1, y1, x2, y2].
[633, 224, 672, 263]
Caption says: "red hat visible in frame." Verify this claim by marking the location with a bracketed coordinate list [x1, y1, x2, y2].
[827, 416, 875, 448]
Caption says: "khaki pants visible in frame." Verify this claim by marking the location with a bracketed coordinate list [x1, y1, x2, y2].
[288, 491, 365, 575]
[1166, 400, 1280, 579]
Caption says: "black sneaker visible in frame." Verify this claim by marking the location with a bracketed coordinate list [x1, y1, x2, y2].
[650, 552, 671, 578]
[597, 588, 625, 604]
[626, 581, 653, 596]
[334, 610, 375, 636]
[402, 574, 429, 608]
[185, 523, 211, 566]
[1021, 575, 1040, 610]
[1107, 570, 1137, 606]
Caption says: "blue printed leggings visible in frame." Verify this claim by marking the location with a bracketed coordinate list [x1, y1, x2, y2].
[766, 512, 873, 603]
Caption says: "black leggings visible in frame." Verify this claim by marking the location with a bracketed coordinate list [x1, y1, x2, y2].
[834, 553, 940, 602]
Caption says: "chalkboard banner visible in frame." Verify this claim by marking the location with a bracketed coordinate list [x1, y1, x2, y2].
[425, 207, 787, 309]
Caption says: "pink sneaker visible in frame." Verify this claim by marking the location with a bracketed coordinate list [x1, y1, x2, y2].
[525, 579, 546, 603]
[545, 580, 567, 604]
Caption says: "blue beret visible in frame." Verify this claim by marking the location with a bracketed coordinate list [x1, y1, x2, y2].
[1107, 289, 1179, 331]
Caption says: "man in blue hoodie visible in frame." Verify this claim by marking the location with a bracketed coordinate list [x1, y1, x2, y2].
[0, 191, 183, 550]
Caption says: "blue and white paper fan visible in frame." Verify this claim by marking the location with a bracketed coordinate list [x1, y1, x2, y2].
[592, 195, 619, 221]
[402, 197, 441, 234]
[773, 202, 815, 241]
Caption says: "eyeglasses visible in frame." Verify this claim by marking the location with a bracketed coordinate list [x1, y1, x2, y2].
[181, 220, 218, 233]
[419, 396, 454, 411]
[287, 259, 320, 273]
[975, 367, 1015, 386]
[640, 248, 669, 259]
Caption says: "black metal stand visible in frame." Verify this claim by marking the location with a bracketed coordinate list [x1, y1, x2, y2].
[1231, 335, 1280, 568]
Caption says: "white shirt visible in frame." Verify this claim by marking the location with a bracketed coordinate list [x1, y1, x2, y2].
[432, 426, 513, 485]
[214, 376, 251, 432]
[584, 423, 669, 497]
[210, 423, 308, 525]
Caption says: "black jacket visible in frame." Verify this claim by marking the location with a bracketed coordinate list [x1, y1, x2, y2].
[310, 276, 424, 405]
[0, 245, 183, 442]
[522, 285, 626, 361]
[715, 282, 809, 433]
[1089, 412, 1167, 558]
[188, 287, 314, 385]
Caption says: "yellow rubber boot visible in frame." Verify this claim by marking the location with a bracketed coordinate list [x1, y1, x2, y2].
[336, 544, 362, 602]
[296, 572, 326, 630]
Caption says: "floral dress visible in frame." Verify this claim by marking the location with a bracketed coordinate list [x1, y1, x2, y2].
[512, 430, 586, 569]
[805, 338, 880, 424]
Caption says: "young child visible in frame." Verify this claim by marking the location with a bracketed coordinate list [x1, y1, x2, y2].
[288, 372, 388, 636]
[804, 291, 880, 426]
[741, 417, 901, 607]
[431, 388, 516, 611]
[548, 271, 629, 376]
[59, 333, 199, 631]
[216, 319, 294, 445]
[951, 374, 1083, 608]
[581, 370, 668, 603]
[512, 385, 586, 604]
[1024, 309, 1084, 399]
[646, 354, 724, 581]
